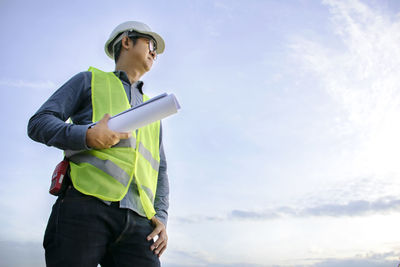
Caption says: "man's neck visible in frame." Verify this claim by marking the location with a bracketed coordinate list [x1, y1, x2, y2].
[115, 63, 144, 84]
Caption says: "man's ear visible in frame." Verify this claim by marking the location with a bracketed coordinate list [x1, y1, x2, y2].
[121, 36, 130, 49]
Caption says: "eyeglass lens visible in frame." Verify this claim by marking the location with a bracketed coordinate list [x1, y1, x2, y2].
[149, 40, 156, 53]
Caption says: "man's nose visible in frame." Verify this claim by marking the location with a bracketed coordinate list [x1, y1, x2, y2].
[149, 50, 157, 60]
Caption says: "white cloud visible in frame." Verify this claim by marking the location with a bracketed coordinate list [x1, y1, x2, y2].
[0, 240, 396, 267]
[308, 250, 399, 267]
[291, 0, 400, 177]
[172, 195, 400, 223]
[172, 173, 400, 223]
[0, 79, 56, 90]
[164, 3, 400, 264]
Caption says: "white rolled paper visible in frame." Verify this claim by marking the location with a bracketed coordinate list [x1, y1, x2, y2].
[65, 93, 180, 158]
[108, 93, 180, 132]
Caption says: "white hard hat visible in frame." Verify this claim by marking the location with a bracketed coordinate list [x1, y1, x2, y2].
[104, 21, 165, 59]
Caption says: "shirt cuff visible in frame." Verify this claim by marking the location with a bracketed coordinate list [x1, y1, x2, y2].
[155, 211, 168, 227]
[70, 124, 91, 150]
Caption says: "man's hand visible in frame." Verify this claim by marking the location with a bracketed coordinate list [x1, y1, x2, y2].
[86, 114, 131, 149]
[147, 216, 168, 257]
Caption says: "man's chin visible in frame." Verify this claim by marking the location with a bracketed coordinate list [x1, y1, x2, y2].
[144, 63, 153, 72]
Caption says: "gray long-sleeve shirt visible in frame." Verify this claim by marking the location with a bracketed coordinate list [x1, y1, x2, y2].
[28, 70, 169, 226]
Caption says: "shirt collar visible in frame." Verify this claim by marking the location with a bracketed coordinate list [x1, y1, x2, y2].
[114, 70, 144, 94]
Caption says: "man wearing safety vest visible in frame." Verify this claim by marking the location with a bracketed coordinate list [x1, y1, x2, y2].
[28, 21, 169, 266]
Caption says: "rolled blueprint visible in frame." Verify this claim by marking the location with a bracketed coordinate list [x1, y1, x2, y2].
[65, 93, 180, 157]
[108, 93, 180, 132]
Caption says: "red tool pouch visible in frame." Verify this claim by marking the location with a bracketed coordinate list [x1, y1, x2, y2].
[49, 158, 69, 196]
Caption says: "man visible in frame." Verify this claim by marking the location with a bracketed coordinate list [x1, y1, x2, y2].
[28, 21, 169, 267]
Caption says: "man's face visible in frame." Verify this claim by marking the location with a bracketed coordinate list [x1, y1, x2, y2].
[128, 37, 157, 72]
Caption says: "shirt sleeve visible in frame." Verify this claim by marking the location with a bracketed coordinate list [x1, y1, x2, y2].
[154, 123, 170, 227]
[27, 72, 91, 151]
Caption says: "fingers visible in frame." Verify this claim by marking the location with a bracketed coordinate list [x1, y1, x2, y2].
[147, 218, 168, 257]
[86, 113, 133, 149]
[157, 244, 167, 257]
[149, 228, 168, 257]
[118, 131, 132, 140]
[152, 231, 167, 257]
[99, 113, 111, 124]
[107, 133, 122, 148]
[147, 227, 159, 242]
[97, 131, 119, 148]
[100, 114, 131, 141]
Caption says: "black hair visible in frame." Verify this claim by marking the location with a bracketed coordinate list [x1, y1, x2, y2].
[113, 34, 138, 63]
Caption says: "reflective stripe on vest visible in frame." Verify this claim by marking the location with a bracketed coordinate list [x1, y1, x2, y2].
[138, 142, 160, 171]
[115, 137, 137, 148]
[70, 154, 155, 203]
[70, 153, 131, 187]
[68, 67, 160, 219]
[69, 139, 159, 186]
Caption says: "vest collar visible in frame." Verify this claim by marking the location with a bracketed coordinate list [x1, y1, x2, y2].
[114, 70, 144, 94]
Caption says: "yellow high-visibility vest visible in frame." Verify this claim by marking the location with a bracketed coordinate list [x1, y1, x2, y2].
[69, 67, 160, 219]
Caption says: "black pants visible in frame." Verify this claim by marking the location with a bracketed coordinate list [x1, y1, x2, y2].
[43, 185, 160, 267]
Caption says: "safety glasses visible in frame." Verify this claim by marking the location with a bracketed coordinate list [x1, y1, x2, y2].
[128, 32, 157, 56]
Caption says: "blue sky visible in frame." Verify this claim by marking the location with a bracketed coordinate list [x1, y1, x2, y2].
[1, 0, 400, 266]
